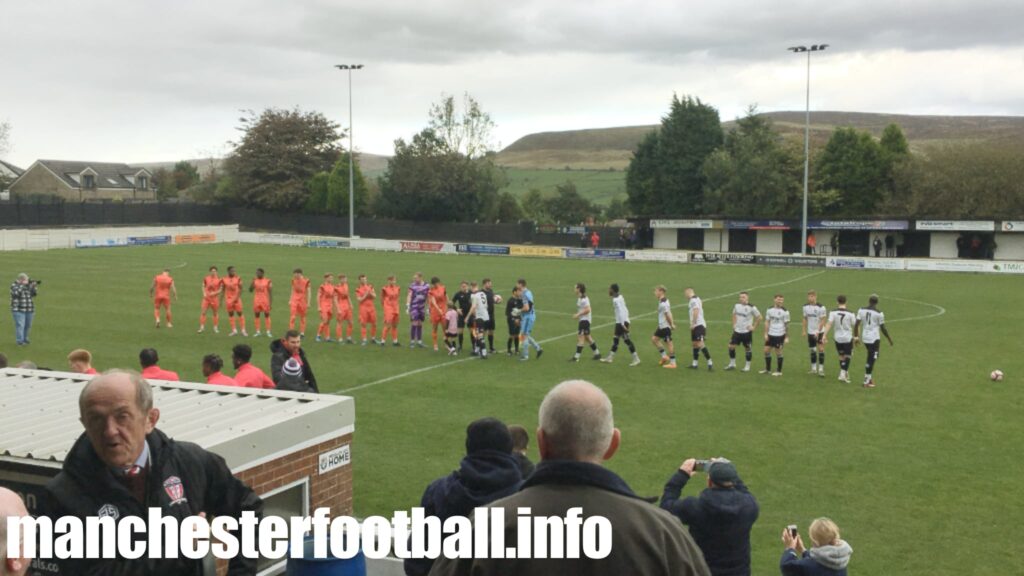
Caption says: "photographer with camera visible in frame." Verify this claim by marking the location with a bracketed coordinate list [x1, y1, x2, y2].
[10, 273, 39, 346]
[780, 518, 852, 575]
[660, 457, 760, 576]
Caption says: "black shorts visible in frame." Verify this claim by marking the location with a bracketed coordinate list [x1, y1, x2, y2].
[691, 325, 706, 342]
[865, 340, 881, 359]
[472, 318, 488, 332]
[730, 331, 753, 347]
[835, 341, 853, 356]
[484, 319, 496, 331]
[457, 314, 467, 328]
[614, 322, 631, 337]
[766, 335, 786, 349]
[445, 331, 457, 339]
[578, 320, 591, 336]
[654, 327, 672, 341]
[507, 317, 521, 336]
[807, 333, 824, 348]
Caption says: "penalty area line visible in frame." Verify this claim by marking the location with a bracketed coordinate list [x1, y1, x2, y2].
[335, 269, 825, 395]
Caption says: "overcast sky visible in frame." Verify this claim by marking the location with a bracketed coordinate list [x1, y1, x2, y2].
[2, 0, 1023, 167]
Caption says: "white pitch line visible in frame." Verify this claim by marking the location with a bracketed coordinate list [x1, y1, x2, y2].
[883, 295, 947, 323]
[336, 270, 826, 395]
[537, 309, 616, 320]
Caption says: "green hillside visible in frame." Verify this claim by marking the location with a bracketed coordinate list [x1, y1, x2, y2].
[500, 167, 625, 207]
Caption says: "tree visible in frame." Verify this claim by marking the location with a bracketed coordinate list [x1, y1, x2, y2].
[521, 188, 548, 223]
[304, 172, 330, 213]
[491, 191, 524, 222]
[815, 127, 888, 216]
[428, 93, 495, 159]
[377, 94, 502, 222]
[325, 152, 370, 216]
[603, 197, 630, 221]
[222, 108, 342, 211]
[172, 161, 201, 191]
[626, 95, 723, 216]
[152, 168, 178, 200]
[701, 108, 803, 217]
[545, 181, 596, 224]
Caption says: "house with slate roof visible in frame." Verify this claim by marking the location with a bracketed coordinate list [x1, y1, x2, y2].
[8, 159, 156, 200]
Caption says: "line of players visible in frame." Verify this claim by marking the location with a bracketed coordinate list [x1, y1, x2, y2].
[151, 268, 893, 386]
[150, 267, 546, 359]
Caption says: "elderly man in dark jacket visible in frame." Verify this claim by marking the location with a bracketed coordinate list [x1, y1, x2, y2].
[661, 459, 760, 576]
[270, 330, 318, 392]
[45, 369, 262, 575]
[405, 418, 522, 576]
[429, 380, 710, 576]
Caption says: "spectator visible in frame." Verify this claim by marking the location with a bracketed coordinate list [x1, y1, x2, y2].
[780, 518, 853, 575]
[404, 417, 522, 576]
[0, 352, 7, 369]
[884, 234, 895, 257]
[430, 380, 710, 575]
[276, 358, 311, 392]
[579, 231, 588, 248]
[590, 230, 600, 249]
[872, 236, 883, 257]
[0, 487, 32, 576]
[138, 348, 180, 381]
[10, 273, 38, 346]
[830, 234, 839, 256]
[202, 354, 238, 386]
[270, 330, 318, 392]
[806, 232, 816, 255]
[67, 349, 98, 375]
[661, 458, 760, 576]
[43, 369, 262, 574]
[232, 344, 275, 389]
[507, 424, 535, 478]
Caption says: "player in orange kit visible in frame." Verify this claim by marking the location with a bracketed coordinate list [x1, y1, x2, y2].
[150, 268, 177, 328]
[380, 275, 401, 347]
[356, 274, 379, 345]
[334, 273, 354, 344]
[197, 266, 224, 333]
[316, 273, 336, 342]
[289, 268, 312, 336]
[428, 276, 448, 351]
[250, 268, 273, 338]
[223, 266, 247, 337]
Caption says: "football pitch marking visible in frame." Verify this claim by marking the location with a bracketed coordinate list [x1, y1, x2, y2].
[883, 295, 946, 323]
[337, 270, 827, 395]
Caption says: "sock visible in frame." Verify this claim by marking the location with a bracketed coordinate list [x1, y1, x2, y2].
[819, 352, 825, 367]
[810, 350, 818, 367]
[458, 332, 464, 349]
[765, 355, 772, 371]
[611, 337, 620, 353]
[692, 349, 700, 362]
[777, 356, 785, 372]
[266, 317, 272, 332]
[212, 313, 219, 327]
[480, 344, 488, 358]
[433, 329, 439, 347]
[230, 317, 236, 331]
[659, 348, 666, 358]
[289, 313, 296, 330]
[702, 348, 711, 360]
[239, 316, 245, 330]
[255, 316, 262, 332]
[488, 334, 494, 350]
[625, 337, 636, 354]
[154, 309, 160, 322]
[745, 349, 752, 362]
[575, 345, 582, 359]
[361, 326, 367, 340]
[199, 312, 206, 326]
[370, 324, 376, 339]
[729, 348, 736, 360]
[166, 310, 172, 324]
[669, 354, 676, 363]
[300, 317, 306, 333]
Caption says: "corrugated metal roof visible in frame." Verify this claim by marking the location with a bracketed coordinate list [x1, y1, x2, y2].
[0, 369, 355, 471]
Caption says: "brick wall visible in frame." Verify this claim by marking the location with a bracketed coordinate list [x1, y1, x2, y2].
[217, 432, 354, 574]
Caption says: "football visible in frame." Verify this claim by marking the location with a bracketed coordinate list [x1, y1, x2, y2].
[990, 370, 1004, 382]
[511, 308, 521, 318]
[494, 294, 503, 304]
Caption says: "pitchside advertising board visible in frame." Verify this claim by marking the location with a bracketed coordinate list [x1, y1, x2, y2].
[564, 248, 626, 260]
[726, 220, 793, 230]
[304, 238, 351, 248]
[1001, 221, 1024, 232]
[690, 252, 756, 264]
[809, 220, 909, 231]
[127, 235, 172, 246]
[915, 220, 996, 232]
[509, 245, 564, 258]
[755, 255, 825, 267]
[74, 238, 127, 248]
[400, 241, 446, 253]
[456, 243, 511, 255]
[650, 219, 718, 229]
[625, 250, 689, 263]
[907, 259, 1024, 274]
[827, 257, 906, 270]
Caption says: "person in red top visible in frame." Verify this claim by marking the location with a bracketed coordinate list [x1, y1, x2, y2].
[223, 266, 247, 337]
[249, 268, 273, 338]
[202, 354, 238, 386]
[67, 349, 98, 375]
[334, 274, 354, 344]
[289, 268, 312, 336]
[231, 344, 274, 389]
[590, 230, 600, 249]
[150, 269, 177, 328]
[316, 273, 336, 342]
[138, 348, 180, 381]
[380, 275, 401, 346]
[198, 266, 224, 334]
[429, 276, 448, 351]
[356, 274, 378, 345]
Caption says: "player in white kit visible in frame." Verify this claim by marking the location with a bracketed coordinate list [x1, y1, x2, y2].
[725, 291, 761, 372]
[802, 290, 828, 377]
[601, 284, 641, 366]
[652, 285, 677, 369]
[570, 283, 601, 361]
[855, 294, 894, 388]
[761, 294, 790, 376]
[822, 294, 856, 383]
[466, 282, 491, 359]
[685, 287, 713, 371]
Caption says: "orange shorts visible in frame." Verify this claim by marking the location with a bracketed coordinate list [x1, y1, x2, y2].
[384, 309, 400, 325]
[290, 301, 308, 315]
[226, 299, 243, 313]
[431, 312, 445, 325]
[359, 307, 377, 324]
[319, 308, 334, 321]
[337, 306, 352, 321]
[201, 298, 220, 311]
[253, 300, 271, 314]
[154, 297, 171, 308]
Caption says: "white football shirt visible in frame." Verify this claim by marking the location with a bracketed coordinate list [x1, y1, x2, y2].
[472, 291, 490, 322]
[657, 298, 672, 329]
[766, 306, 791, 337]
[732, 304, 761, 334]
[803, 303, 827, 334]
[612, 295, 630, 324]
[577, 296, 592, 323]
[828, 309, 855, 343]
[689, 296, 706, 328]
[857, 307, 885, 344]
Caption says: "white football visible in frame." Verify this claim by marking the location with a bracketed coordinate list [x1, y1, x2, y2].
[990, 370, 1004, 382]
[494, 294, 503, 304]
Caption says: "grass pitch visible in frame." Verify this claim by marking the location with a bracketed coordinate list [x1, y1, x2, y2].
[1, 244, 1021, 575]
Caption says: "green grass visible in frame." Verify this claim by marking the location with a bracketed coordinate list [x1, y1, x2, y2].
[499, 167, 626, 206]
[2, 244, 1022, 575]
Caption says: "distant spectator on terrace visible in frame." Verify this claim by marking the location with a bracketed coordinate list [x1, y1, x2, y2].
[807, 232, 817, 255]
[872, 236, 882, 257]
[138, 348, 179, 381]
[67, 349, 98, 375]
[202, 354, 238, 386]
[590, 230, 600, 249]
[404, 417, 522, 576]
[780, 518, 853, 575]
[884, 234, 895, 257]
[507, 424, 535, 478]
